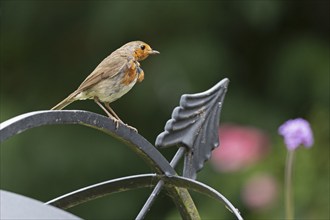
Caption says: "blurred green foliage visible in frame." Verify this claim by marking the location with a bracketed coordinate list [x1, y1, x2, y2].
[1, 1, 329, 219]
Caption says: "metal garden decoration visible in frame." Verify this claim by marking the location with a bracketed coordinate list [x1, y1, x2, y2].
[0, 78, 243, 220]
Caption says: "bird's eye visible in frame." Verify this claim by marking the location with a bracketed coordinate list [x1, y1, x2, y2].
[140, 45, 146, 50]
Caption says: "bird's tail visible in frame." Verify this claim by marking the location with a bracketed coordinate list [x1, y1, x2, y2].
[51, 91, 79, 110]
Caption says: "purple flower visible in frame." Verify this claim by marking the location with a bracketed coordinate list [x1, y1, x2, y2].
[278, 118, 314, 150]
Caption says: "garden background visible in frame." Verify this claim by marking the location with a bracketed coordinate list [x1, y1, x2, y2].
[1, 1, 329, 219]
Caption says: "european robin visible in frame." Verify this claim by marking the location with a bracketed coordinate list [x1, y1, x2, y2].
[51, 41, 159, 131]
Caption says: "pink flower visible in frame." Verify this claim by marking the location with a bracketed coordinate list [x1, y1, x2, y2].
[211, 124, 270, 172]
[241, 173, 278, 210]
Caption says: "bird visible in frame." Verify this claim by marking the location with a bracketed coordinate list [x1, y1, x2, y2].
[51, 41, 159, 131]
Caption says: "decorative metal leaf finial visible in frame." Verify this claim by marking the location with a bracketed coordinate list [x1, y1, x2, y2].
[155, 78, 229, 179]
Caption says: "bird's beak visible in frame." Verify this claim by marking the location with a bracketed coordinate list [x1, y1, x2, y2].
[149, 50, 160, 55]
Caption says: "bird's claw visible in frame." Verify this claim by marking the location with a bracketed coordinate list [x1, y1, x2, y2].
[126, 124, 138, 133]
[112, 118, 138, 133]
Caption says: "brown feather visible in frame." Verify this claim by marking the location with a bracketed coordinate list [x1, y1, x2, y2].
[76, 52, 131, 93]
[51, 90, 80, 110]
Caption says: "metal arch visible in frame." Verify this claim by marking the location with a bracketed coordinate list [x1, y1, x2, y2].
[0, 110, 173, 175]
[46, 174, 160, 209]
[45, 173, 243, 220]
[0, 110, 199, 219]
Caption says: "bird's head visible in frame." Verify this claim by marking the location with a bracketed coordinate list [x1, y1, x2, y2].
[122, 41, 160, 61]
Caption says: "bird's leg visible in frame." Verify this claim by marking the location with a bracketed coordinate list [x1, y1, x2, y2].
[104, 102, 123, 123]
[104, 102, 138, 132]
[94, 98, 120, 128]
[104, 102, 122, 129]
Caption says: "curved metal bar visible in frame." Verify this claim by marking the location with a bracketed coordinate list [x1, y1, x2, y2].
[0, 110, 199, 219]
[0, 110, 173, 175]
[163, 175, 243, 220]
[46, 173, 242, 220]
[46, 174, 159, 209]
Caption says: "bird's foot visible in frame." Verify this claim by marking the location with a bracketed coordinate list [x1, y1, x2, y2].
[111, 118, 138, 133]
[126, 124, 138, 133]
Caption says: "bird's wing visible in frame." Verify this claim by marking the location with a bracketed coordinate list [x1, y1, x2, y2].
[76, 53, 131, 92]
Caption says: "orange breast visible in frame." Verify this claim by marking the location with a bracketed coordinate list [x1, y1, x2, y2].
[121, 61, 138, 85]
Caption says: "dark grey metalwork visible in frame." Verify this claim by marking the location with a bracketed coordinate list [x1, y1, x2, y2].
[0, 110, 197, 219]
[136, 147, 186, 220]
[0, 78, 243, 220]
[156, 78, 229, 179]
[45, 174, 242, 219]
[137, 79, 230, 219]
[0, 110, 180, 175]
